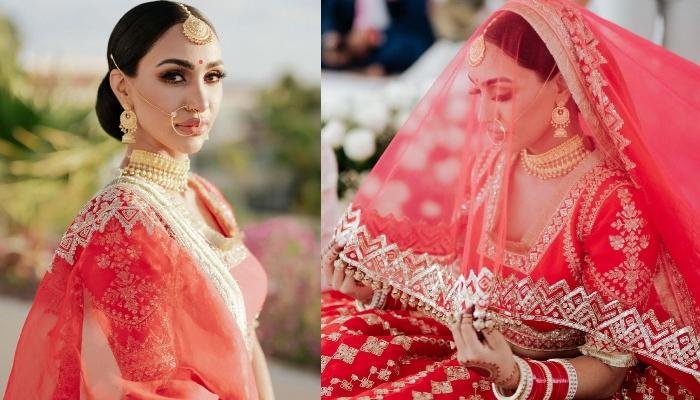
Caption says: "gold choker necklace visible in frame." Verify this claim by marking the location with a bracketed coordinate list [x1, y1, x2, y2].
[120, 150, 190, 192]
[520, 135, 591, 180]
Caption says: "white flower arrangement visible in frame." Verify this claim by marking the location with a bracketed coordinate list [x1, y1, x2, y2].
[321, 79, 426, 198]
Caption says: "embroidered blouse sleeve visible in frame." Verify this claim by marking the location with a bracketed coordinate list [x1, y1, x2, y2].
[78, 199, 219, 398]
[579, 184, 660, 368]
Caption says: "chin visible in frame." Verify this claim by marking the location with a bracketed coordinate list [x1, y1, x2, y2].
[175, 137, 206, 155]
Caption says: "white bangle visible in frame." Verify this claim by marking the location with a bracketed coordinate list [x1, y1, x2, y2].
[355, 288, 388, 311]
[492, 356, 532, 399]
[550, 358, 578, 400]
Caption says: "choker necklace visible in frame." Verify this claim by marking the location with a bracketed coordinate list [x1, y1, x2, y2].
[520, 135, 591, 180]
[120, 150, 190, 192]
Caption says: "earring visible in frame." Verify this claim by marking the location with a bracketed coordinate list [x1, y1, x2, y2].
[119, 107, 138, 144]
[551, 100, 570, 138]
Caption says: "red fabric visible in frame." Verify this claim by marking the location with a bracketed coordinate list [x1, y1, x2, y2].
[4, 182, 260, 399]
[323, 0, 700, 397]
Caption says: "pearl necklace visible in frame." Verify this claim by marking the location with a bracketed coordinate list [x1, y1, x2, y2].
[520, 135, 591, 180]
[119, 150, 190, 192]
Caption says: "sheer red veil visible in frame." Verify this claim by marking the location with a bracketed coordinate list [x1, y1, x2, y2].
[324, 0, 700, 390]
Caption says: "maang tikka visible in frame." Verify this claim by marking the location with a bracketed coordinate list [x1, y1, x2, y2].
[469, 16, 500, 67]
[179, 3, 213, 45]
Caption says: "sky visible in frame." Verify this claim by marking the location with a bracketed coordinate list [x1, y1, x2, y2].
[0, 0, 320, 85]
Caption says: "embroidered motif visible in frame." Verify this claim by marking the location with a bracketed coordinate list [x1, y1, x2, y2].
[479, 162, 620, 274]
[604, 187, 652, 303]
[445, 366, 470, 381]
[334, 343, 359, 364]
[360, 336, 390, 356]
[55, 186, 157, 266]
[430, 380, 453, 394]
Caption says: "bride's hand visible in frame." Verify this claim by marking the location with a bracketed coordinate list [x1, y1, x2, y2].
[448, 306, 520, 390]
[322, 259, 373, 303]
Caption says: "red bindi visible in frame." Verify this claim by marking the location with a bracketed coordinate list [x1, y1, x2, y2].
[198, 59, 203, 65]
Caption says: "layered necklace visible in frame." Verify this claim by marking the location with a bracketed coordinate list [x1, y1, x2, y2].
[119, 150, 190, 192]
[119, 150, 242, 252]
[520, 135, 591, 180]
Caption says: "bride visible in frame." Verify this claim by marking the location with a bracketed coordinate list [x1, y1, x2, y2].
[4, 2, 274, 399]
[322, 0, 700, 398]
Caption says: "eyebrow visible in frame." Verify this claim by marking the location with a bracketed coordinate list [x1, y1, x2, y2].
[467, 75, 512, 86]
[156, 58, 224, 69]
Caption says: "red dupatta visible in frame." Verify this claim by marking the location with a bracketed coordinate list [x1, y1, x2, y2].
[4, 177, 257, 399]
[324, 0, 700, 391]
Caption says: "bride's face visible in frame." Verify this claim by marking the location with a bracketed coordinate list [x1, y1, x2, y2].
[467, 42, 562, 149]
[110, 24, 225, 157]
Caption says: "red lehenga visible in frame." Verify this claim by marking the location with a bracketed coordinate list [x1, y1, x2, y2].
[321, 0, 700, 399]
[4, 173, 267, 399]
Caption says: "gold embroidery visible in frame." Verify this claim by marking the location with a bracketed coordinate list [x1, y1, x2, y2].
[479, 160, 619, 274]
[445, 365, 470, 381]
[333, 343, 359, 364]
[501, 323, 584, 352]
[115, 176, 250, 350]
[579, 342, 637, 368]
[55, 186, 157, 266]
[430, 380, 453, 394]
[585, 187, 654, 306]
[321, 355, 331, 372]
[360, 336, 390, 356]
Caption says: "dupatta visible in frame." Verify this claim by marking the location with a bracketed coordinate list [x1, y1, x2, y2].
[4, 177, 257, 399]
[323, 0, 700, 390]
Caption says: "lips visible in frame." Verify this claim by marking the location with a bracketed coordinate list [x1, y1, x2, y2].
[175, 118, 209, 136]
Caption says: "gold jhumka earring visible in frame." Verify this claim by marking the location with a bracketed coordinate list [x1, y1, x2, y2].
[119, 107, 138, 144]
[551, 99, 571, 138]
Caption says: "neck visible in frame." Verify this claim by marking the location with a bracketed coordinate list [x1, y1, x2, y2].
[121, 142, 188, 168]
[119, 148, 191, 193]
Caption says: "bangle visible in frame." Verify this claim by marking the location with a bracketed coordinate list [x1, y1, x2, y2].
[550, 358, 577, 400]
[546, 360, 570, 400]
[355, 288, 388, 311]
[492, 356, 533, 399]
[530, 360, 553, 400]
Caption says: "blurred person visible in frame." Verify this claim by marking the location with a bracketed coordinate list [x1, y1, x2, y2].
[3, 2, 274, 399]
[588, 0, 700, 63]
[322, 0, 435, 75]
[322, 0, 700, 398]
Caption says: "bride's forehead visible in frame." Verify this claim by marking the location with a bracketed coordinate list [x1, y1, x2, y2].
[466, 43, 539, 84]
[144, 24, 221, 60]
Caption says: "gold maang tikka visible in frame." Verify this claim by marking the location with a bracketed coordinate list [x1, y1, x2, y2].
[469, 16, 500, 67]
[179, 3, 213, 45]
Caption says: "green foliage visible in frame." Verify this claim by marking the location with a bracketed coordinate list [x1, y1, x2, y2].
[254, 74, 320, 215]
[0, 13, 119, 294]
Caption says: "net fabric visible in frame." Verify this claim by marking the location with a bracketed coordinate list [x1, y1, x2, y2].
[4, 183, 257, 399]
[324, 0, 700, 390]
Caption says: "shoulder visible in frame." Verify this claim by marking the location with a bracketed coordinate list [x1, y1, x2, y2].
[578, 164, 660, 307]
[575, 158, 638, 241]
[54, 182, 165, 266]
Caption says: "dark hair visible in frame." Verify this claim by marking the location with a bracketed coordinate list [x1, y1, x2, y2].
[96, 1, 216, 141]
[483, 11, 558, 81]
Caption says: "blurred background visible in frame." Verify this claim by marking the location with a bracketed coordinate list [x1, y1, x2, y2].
[320, 0, 700, 243]
[0, 0, 319, 398]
